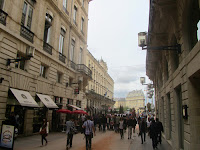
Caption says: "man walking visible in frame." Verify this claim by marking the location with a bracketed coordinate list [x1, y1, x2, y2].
[149, 119, 158, 149]
[66, 117, 76, 150]
[127, 117, 133, 139]
[139, 117, 147, 144]
[156, 118, 164, 144]
[82, 116, 95, 150]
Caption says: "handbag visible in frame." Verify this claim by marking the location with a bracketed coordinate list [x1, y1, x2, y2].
[40, 128, 47, 135]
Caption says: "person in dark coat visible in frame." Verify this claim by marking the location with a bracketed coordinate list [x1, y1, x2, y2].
[156, 118, 164, 144]
[139, 117, 147, 144]
[149, 119, 158, 149]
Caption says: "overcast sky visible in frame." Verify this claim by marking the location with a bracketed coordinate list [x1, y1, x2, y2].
[87, 0, 150, 98]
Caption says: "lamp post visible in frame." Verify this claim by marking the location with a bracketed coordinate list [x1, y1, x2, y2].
[6, 46, 35, 66]
[138, 32, 181, 53]
[140, 77, 154, 114]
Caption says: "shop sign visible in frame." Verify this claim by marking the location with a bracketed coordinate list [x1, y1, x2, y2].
[0, 125, 15, 149]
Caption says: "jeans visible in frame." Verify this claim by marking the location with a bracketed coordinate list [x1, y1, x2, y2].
[128, 126, 133, 138]
[67, 133, 73, 147]
[141, 132, 146, 143]
[85, 134, 92, 150]
[41, 135, 47, 145]
[120, 129, 124, 139]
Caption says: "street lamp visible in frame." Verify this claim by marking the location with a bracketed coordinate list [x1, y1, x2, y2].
[6, 46, 35, 66]
[138, 32, 181, 54]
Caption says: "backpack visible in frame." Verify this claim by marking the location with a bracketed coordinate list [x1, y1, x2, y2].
[69, 126, 77, 134]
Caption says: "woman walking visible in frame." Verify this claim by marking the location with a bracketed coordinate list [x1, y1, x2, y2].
[119, 118, 124, 139]
[40, 118, 49, 146]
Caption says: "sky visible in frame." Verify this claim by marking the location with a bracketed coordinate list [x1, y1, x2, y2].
[87, 0, 151, 98]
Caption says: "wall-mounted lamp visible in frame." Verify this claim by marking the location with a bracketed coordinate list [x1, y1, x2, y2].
[0, 77, 4, 83]
[138, 32, 181, 54]
[182, 105, 188, 119]
[6, 46, 35, 66]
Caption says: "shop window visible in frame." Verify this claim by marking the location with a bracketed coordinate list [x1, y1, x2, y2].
[40, 64, 48, 78]
[15, 53, 26, 70]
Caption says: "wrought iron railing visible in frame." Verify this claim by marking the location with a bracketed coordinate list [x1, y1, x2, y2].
[70, 61, 77, 70]
[0, 9, 8, 25]
[59, 52, 66, 63]
[43, 42, 53, 55]
[77, 64, 92, 78]
[20, 25, 34, 43]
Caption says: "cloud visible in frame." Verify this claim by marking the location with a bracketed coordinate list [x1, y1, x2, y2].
[108, 65, 147, 98]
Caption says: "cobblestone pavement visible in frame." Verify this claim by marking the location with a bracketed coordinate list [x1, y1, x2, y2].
[13, 125, 173, 150]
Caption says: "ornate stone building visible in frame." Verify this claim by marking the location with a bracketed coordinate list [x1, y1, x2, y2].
[146, 0, 200, 149]
[85, 50, 115, 114]
[0, 0, 91, 135]
[114, 90, 145, 114]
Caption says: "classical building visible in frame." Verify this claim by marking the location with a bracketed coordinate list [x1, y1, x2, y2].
[0, 0, 91, 135]
[114, 98, 126, 108]
[145, 0, 200, 149]
[85, 50, 115, 114]
[114, 90, 145, 114]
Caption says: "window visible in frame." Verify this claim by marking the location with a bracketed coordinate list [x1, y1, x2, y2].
[40, 65, 47, 78]
[63, 0, 67, 9]
[82, 0, 84, 7]
[81, 17, 84, 32]
[15, 53, 26, 70]
[70, 39, 75, 61]
[69, 77, 73, 87]
[55, 97, 63, 104]
[78, 47, 83, 64]
[21, 1, 33, 30]
[44, 13, 53, 44]
[57, 72, 62, 83]
[198, 21, 200, 41]
[0, 0, 4, 9]
[59, 28, 65, 54]
[73, 6, 77, 24]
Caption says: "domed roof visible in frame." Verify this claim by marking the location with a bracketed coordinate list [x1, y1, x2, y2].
[126, 90, 144, 98]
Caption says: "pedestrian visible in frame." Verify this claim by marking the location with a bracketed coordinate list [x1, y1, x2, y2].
[156, 118, 164, 144]
[139, 117, 147, 144]
[149, 119, 158, 149]
[132, 117, 137, 136]
[66, 116, 76, 149]
[127, 117, 134, 139]
[119, 118, 124, 139]
[39, 118, 49, 147]
[82, 116, 96, 150]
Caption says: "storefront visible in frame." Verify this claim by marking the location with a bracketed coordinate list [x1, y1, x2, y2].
[5, 88, 39, 135]
[52, 97, 63, 131]
[33, 94, 58, 133]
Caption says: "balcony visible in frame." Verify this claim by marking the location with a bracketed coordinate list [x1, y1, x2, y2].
[59, 52, 66, 63]
[0, 9, 8, 26]
[70, 61, 77, 70]
[43, 42, 53, 55]
[77, 64, 92, 78]
[20, 25, 34, 43]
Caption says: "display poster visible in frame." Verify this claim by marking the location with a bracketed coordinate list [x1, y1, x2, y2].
[0, 124, 15, 149]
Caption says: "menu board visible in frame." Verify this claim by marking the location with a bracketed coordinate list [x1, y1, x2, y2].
[0, 124, 15, 149]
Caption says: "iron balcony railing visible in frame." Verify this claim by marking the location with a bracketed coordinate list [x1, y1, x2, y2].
[20, 25, 34, 43]
[0, 9, 8, 26]
[43, 42, 53, 55]
[70, 61, 77, 70]
[77, 64, 92, 78]
[59, 52, 66, 63]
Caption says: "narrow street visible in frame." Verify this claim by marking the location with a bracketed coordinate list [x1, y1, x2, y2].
[14, 126, 172, 150]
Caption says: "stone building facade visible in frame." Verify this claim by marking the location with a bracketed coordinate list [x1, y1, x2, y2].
[146, 0, 200, 149]
[85, 50, 115, 114]
[0, 0, 91, 135]
[114, 90, 145, 114]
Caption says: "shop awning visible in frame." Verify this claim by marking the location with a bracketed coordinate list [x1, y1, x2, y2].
[10, 88, 39, 108]
[68, 104, 82, 110]
[36, 93, 58, 109]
